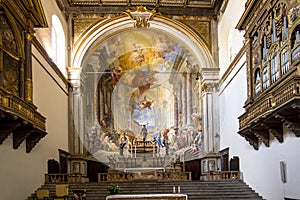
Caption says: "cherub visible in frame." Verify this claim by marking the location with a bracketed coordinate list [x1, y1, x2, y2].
[136, 96, 153, 110]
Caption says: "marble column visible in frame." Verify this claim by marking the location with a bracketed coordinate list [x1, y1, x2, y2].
[201, 68, 220, 153]
[67, 67, 88, 178]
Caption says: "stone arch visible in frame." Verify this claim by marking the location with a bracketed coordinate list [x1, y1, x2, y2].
[68, 8, 219, 168]
[72, 12, 215, 72]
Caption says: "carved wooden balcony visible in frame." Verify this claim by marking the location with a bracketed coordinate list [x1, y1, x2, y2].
[238, 75, 300, 150]
[0, 88, 47, 153]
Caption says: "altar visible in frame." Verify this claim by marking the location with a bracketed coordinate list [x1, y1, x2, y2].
[106, 194, 188, 200]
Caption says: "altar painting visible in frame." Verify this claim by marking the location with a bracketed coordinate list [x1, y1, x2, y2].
[83, 28, 202, 170]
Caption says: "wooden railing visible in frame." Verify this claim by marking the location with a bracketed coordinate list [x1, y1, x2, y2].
[239, 77, 300, 129]
[98, 171, 192, 182]
[45, 173, 83, 183]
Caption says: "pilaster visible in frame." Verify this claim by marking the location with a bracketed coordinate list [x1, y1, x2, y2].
[67, 67, 88, 178]
[201, 68, 220, 153]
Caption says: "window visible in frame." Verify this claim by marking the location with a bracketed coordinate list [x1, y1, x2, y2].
[51, 15, 66, 75]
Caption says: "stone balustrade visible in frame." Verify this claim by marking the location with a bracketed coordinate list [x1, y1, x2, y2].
[44, 173, 83, 183]
[203, 171, 241, 181]
[98, 171, 192, 182]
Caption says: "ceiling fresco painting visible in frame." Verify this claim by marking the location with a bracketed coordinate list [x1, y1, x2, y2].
[83, 28, 202, 170]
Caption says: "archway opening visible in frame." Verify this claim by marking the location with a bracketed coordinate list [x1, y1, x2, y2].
[72, 14, 214, 170]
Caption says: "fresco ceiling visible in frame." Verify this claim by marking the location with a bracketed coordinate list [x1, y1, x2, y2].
[86, 28, 200, 86]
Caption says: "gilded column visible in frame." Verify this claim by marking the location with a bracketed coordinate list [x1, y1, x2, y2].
[244, 35, 253, 106]
[24, 32, 33, 102]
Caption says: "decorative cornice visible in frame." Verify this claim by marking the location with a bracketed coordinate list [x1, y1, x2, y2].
[0, 0, 47, 29]
[219, 45, 246, 86]
[31, 37, 69, 88]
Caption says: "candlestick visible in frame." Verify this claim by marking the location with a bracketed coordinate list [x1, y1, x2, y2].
[134, 145, 137, 158]
[178, 186, 180, 193]
[173, 186, 176, 193]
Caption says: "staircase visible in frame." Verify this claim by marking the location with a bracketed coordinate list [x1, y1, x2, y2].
[28, 180, 265, 200]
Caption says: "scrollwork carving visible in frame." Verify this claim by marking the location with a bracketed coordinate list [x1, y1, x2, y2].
[201, 82, 219, 93]
[124, 6, 157, 28]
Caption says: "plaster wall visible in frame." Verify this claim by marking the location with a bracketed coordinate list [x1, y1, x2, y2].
[218, 0, 246, 77]
[219, 58, 300, 199]
[0, 46, 69, 200]
[35, 0, 68, 76]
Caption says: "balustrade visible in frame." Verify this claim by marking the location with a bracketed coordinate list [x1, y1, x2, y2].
[45, 173, 83, 183]
[205, 171, 241, 180]
[98, 171, 192, 182]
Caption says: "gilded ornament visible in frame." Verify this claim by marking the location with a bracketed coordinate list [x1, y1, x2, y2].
[124, 6, 157, 28]
[179, 20, 211, 51]
[73, 14, 107, 43]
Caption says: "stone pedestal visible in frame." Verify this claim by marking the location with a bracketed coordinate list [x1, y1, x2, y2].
[200, 152, 221, 180]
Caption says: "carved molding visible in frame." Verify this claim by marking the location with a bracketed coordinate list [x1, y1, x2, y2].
[269, 128, 284, 143]
[0, 88, 46, 130]
[178, 19, 211, 51]
[0, 88, 47, 152]
[239, 130, 259, 150]
[73, 14, 108, 43]
[13, 125, 33, 149]
[124, 6, 158, 28]
[201, 82, 219, 93]
[254, 127, 270, 147]
[26, 129, 47, 153]
[59, 0, 224, 16]
[275, 114, 300, 137]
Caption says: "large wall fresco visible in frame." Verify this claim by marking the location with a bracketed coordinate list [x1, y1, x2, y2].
[83, 28, 202, 169]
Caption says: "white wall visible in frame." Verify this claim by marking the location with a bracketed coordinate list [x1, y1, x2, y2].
[0, 47, 69, 200]
[218, 0, 246, 77]
[35, 0, 68, 76]
[218, 1, 300, 199]
[0, 1, 69, 199]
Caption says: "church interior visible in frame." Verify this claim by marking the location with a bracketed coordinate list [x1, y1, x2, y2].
[0, 0, 300, 199]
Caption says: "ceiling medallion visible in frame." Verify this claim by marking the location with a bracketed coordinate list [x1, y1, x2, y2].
[124, 6, 158, 28]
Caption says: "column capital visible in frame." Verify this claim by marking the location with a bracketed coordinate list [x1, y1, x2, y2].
[200, 68, 220, 93]
[201, 82, 219, 93]
[67, 67, 81, 83]
[200, 67, 220, 81]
